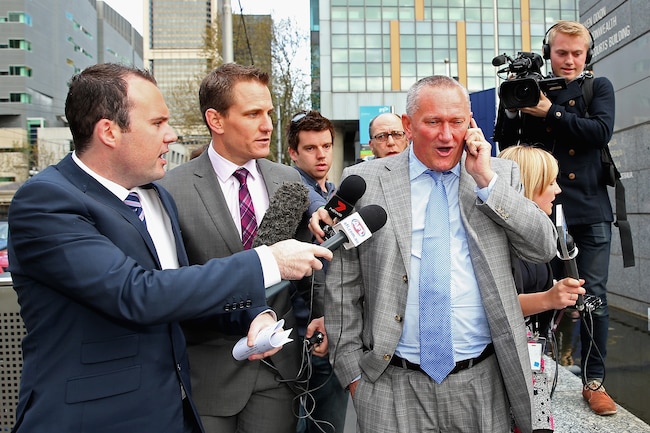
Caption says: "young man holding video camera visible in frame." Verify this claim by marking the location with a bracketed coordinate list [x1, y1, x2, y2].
[494, 20, 617, 417]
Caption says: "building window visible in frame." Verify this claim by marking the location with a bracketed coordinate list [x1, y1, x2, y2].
[9, 66, 32, 77]
[9, 39, 32, 50]
[8, 12, 32, 25]
[10, 93, 31, 103]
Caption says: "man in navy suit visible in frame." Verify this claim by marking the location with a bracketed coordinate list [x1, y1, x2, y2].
[7, 63, 331, 433]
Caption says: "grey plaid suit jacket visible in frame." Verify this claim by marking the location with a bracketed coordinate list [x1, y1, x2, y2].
[324, 149, 556, 433]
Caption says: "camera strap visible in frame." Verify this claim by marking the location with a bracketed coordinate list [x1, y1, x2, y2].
[580, 76, 635, 267]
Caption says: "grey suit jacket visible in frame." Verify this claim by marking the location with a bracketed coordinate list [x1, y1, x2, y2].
[160, 150, 308, 416]
[324, 150, 557, 433]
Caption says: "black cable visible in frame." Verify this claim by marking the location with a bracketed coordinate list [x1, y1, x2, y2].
[579, 302, 607, 390]
[235, 0, 255, 65]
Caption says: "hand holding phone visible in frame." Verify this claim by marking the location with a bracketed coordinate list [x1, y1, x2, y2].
[464, 117, 495, 188]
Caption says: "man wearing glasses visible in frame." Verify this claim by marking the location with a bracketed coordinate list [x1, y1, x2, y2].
[367, 112, 410, 159]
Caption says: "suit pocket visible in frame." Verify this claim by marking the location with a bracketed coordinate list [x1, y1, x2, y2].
[81, 334, 139, 364]
[65, 365, 141, 403]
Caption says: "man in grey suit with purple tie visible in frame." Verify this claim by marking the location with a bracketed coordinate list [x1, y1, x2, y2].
[314, 75, 557, 433]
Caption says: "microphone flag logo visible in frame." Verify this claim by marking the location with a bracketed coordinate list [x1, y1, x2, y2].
[334, 200, 348, 213]
[335, 211, 373, 250]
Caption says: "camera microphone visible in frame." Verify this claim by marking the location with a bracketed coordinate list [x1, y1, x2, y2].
[492, 54, 509, 66]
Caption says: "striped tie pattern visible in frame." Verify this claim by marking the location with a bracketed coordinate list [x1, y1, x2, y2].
[419, 170, 455, 383]
[124, 191, 146, 227]
[232, 168, 257, 250]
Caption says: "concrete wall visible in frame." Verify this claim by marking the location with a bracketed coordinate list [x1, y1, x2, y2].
[580, 0, 650, 317]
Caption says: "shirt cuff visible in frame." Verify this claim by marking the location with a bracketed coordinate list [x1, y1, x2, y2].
[257, 309, 278, 321]
[254, 245, 281, 288]
[475, 173, 498, 202]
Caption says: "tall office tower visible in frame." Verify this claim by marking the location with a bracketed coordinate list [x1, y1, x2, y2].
[143, 0, 217, 104]
[310, 0, 579, 166]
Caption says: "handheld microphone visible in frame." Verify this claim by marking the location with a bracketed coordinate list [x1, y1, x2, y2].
[555, 204, 584, 311]
[252, 182, 310, 247]
[320, 175, 366, 238]
[266, 204, 388, 298]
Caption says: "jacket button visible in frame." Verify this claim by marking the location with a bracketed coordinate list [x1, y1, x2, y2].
[383, 354, 391, 361]
[555, 111, 562, 118]
[402, 274, 408, 283]
[569, 149, 575, 156]
[568, 173, 576, 180]
[394, 315, 403, 322]
[246, 300, 252, 308]
[569, 99, 576, 106]
[224, 303, 231, 311]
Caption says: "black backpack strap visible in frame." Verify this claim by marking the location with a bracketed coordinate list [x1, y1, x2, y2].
[581, 75, 635, 267]
[614, 178, 635, 267]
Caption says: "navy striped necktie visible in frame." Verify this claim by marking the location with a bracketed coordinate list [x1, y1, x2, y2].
[125, 191, 146, 227]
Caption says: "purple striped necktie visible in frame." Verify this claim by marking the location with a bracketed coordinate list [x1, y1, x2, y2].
[232, 168, 257, 250]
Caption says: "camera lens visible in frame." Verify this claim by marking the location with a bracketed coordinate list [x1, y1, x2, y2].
[500, 77, 541, 109]
[514, 82, 534, 102]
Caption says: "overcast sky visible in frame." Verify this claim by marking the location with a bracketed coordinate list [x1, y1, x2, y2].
[103, 0, 309, 35]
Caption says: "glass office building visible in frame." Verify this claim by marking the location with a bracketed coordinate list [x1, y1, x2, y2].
[143, 0, 217, 105]
[311, 0, 579, 169]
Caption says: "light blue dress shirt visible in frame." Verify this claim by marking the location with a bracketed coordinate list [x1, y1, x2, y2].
[395, 147, 493, 363]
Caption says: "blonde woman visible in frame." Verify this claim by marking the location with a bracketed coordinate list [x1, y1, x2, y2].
[499, 145, 586, 433]
[499, 145, 585, 317]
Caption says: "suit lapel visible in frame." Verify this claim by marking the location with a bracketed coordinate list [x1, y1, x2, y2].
[257, 158, 284, 198]
[192, 152, 244, 254]
[56, 155, 161, 264]
[379, 152, 412, 271]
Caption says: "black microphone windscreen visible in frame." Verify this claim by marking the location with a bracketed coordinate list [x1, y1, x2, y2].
[252, 182, 309, 247]
[356, 204, 388, 234]
[337, 174, 366, 204]
[492, 55, 507, 66]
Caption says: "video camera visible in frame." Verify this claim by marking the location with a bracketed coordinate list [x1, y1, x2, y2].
[492, 52, 566, 109]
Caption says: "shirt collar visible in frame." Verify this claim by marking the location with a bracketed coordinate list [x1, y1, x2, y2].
[208, 143, 260, 183]
[408, 146, 460, 181]
[72, 151, 131, 200]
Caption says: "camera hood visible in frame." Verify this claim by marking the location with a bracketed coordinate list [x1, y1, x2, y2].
[499, 77, 541, 110]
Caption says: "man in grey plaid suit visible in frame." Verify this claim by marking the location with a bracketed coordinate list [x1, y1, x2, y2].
[316, 76, 557, 433]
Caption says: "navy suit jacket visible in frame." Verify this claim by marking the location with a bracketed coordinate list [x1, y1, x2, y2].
[494, 76, 615, 225]
[8, 154, 269, 433]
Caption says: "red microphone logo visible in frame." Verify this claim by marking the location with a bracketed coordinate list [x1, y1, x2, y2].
[333, 200, 348, 213]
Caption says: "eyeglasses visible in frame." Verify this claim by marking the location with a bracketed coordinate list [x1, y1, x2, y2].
[371, 131, 406, 142]
[291, 112, 308, 123]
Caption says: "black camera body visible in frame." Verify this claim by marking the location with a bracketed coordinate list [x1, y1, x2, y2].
[493, 52, 566, 109]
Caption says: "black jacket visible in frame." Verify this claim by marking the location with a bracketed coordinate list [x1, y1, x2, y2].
[494, 75, 615, 225]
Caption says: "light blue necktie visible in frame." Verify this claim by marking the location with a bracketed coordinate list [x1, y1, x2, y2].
[419, 170, 455, 383]
[125, 191, 146, 227]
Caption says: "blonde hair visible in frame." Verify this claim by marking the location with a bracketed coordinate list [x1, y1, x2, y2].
[547, 20, 592, 51]
[498, 146, 559, 201]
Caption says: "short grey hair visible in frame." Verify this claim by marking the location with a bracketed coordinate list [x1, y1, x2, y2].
[405, 75, 470, 116]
